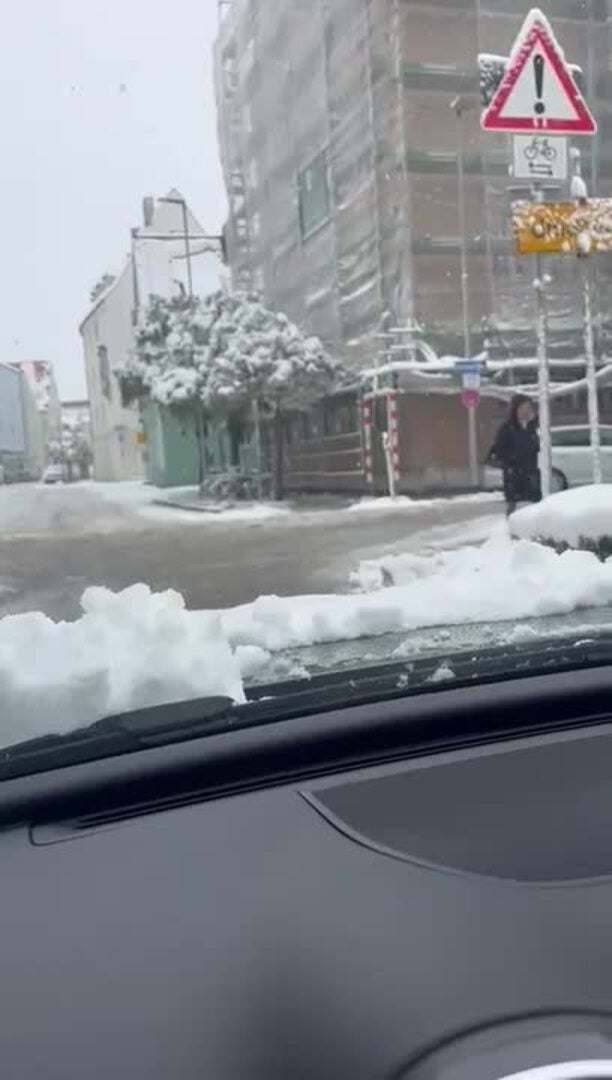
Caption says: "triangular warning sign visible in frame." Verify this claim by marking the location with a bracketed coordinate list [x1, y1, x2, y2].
[481, 8, 597, 135]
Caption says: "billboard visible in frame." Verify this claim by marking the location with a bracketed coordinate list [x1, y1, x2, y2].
[0, 365, 26, 453]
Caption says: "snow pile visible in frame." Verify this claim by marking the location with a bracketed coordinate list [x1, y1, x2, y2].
[220, 536, 612, 653]
[511, 485, 612, 548]
[0, 585, 244, 747]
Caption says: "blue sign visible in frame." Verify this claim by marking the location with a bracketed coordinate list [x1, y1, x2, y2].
[454, 359, 483, 375]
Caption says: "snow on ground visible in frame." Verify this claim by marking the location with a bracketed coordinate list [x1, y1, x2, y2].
[511, 485, 612, 547]
[142, 501, 291, 525]
[83, 481, 291, 525]
[351, 516, 506, 589]
[1, 532, 612, 745]
[347, 492, 499, 514]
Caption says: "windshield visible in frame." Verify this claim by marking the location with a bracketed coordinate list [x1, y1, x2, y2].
[1, 1, 612, 757]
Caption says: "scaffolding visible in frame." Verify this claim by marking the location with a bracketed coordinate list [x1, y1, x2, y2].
[213, 0, 612, 371]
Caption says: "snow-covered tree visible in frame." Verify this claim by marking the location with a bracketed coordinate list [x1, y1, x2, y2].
[117, 292, 342, 499]
[201, 292, 341, 498]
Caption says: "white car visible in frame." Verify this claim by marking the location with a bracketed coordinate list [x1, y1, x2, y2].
[550, 424, 612, 490]
[42, 463, 64, 485]
[484, 424, 612, 492]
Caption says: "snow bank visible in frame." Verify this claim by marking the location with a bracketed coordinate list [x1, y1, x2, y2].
[220, 536, 612, 652]
[511, 485, 612, 548]
[347, 493, 498, 514]
[0, 585, 244, 748]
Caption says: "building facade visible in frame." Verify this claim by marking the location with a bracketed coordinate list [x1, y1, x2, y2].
[0, 361, 62, 481]
[81, 191, 226, 482]
[214, 0, 612, 372]
[80, 262, 144, 482]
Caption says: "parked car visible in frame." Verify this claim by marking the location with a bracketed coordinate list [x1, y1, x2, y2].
[42, 463, 64, 485]
[484, 424, 612, 493]
[550, 424, 612, 489]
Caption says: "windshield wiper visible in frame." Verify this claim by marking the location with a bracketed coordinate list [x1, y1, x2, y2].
[0, 695, 238, 778]
[2, 631, 612, 781]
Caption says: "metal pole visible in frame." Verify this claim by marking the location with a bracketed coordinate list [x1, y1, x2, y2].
[530, 180, 552, 499]
[181, 199, 194, 300]
[535, 250, 552, 499]
[130, 228, 141, 324]
[382, 433, 397, 499]
[456, 106, 479, 488]
[582, 258, 602, 483]
[253, 398, 263, 500]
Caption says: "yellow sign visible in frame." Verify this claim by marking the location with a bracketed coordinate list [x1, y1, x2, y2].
[136, 431, 146, 445]
[512, 198, 612, 255]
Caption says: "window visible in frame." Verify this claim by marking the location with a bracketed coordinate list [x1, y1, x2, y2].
[97, 345, 112, 402]
[373, 396, 388, 433]
[298, 150, 330, 239]
[551, 428, 588, 447]
[551, 427, 612, 447]
[324, 397, 359, 436]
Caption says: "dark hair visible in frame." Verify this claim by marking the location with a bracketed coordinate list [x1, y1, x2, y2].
[509, 394, 535, 425]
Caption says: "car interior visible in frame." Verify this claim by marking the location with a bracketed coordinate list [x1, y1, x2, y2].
[1, 651, 612, 1078]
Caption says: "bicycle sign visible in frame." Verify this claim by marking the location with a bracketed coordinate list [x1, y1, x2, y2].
[513, 134, 568, 181]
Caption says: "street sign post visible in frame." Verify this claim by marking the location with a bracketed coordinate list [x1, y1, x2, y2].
[455, 361, 481, 411]
[512, 134, 568, 181]
[481, 9, 600, 499]
[461, 388, 480, 410]
[481, 9, 597, 135]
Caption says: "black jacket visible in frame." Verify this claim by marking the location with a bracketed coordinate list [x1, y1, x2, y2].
[489, 419, 539, 473]
[488, 419, 540, 504]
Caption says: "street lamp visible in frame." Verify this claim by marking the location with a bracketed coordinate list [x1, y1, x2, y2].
[158, 194, 194, 300]
[130, 220, 224, 323]
[451, 93, 479, 487]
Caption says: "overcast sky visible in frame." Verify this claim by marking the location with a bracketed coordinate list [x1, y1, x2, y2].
[0, 0, 226, 398]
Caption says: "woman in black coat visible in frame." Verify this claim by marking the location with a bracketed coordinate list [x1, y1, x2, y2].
[488, 395, 541, 516]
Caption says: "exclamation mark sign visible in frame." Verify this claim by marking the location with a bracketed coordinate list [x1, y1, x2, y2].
[534, 54, 545, 116]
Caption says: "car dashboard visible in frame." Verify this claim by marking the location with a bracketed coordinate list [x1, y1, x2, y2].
[0, 662, 611, 1078]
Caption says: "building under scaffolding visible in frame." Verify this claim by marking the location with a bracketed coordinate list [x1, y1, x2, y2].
[214, 1, 612, 377]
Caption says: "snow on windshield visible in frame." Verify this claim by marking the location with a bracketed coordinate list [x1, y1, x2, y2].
[2, 525, 612, 747]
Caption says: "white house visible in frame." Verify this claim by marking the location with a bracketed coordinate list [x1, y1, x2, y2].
[80, 190, 226, 482]
[80, 262, 142, 481]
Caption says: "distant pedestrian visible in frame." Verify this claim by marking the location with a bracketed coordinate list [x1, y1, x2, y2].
[487, 395, 541, 517]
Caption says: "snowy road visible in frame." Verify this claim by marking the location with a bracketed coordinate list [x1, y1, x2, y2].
[0, 481, 503, 620]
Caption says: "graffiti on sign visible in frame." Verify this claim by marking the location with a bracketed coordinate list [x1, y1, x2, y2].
[512, 199, 612, 255]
